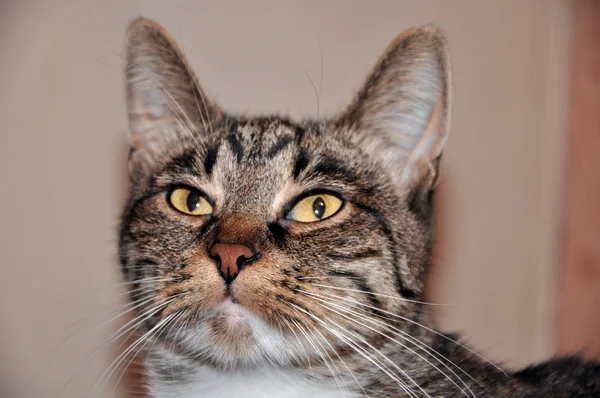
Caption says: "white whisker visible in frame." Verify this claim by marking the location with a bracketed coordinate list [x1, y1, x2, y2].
[108, 294, 185, 346]
[305, 287, 506, 376]
[109, 309, 184, 398]
[310, 283, 451, 306]
[95, 311, 179, 398]
[281, 317, 319, 394]
[310, 327, 350, 397]
[297, 319, 348, 396]
[323, 290, 481, 390]
[50, 296, 179, 398]
[283, 299, 419, 397]
[304, 291, 474, 397]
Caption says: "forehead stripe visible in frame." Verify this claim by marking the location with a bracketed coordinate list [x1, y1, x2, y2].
[203, 142, 220, 175]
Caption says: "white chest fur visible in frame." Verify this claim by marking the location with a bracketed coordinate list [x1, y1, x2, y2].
[148, 366, 356, 398]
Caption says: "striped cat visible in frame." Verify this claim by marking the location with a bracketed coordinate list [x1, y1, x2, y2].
[118, 17, 600, 397]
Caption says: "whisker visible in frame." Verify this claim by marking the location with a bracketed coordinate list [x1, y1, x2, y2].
[95, 293, 161, 332]
[325, 313, 430, 398]
[109, 309, 184, 398]
[282, 299, 420, 397]
[47, 275, 169, 314]
[22, 292, 159, 397]
[310, 327, 350, 397]
[108, 293, 186, 346]
[281, 317, 319, 394]
[304, 69, 321, 122]
[317, 289, 479, 391]
[300, 321, 348, 396]
[95, 311, 179, 398]
[305, 288, 506, 377]
[114, 276, 175, 287]
[338, 296, 479, 390]
[323, 318, 420, 398]
[310, 283, 451, 306]
[284, 313, 368, 397]
[298, 276, 369, 280]
[168, 307, 192, 354]
[289, 317, 344, 393]
[303, 291, 474, 397]
[50, 296, 178, 398]
[44, 279, 169, 333]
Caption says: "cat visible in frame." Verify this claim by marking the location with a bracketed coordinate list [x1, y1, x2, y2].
[118, 17, 600, 397]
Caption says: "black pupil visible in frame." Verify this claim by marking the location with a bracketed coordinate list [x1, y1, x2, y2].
[313, 197, 326, 219]
[186, 190, 201, 212]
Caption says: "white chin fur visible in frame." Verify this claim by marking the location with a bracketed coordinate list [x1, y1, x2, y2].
[175, 301, 293, 368]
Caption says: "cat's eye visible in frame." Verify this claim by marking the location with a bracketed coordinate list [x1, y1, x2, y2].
[169, 187, 213, 216]
[287, 193, 343, 223]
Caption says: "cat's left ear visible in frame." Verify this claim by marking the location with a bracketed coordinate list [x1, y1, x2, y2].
[335, 26, 451, 190]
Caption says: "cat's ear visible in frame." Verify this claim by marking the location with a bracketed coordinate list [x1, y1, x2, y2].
[125, 18, 221, 173]
[335, 26, 450, 190]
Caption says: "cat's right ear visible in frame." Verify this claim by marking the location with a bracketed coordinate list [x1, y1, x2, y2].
[125, 17, 221, 177]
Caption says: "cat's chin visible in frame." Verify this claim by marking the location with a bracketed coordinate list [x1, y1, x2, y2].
[218, 296, 249, 316]
[167, 297, 293, 370]
[209, 297, 257, 333]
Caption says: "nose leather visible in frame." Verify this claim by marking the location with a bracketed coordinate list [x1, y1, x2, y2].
[209, 242, 257, 283]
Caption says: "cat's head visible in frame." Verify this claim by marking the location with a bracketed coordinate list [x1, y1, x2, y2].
[119, 17, 450, 370]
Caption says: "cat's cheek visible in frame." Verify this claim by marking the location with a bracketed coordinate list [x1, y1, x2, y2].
[156, 258, 227, 318]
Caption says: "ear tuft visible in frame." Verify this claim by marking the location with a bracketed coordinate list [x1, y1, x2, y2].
[336, 25, 451, 189]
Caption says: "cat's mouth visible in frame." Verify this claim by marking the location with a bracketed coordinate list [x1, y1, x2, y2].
[216, 296, 250, 324]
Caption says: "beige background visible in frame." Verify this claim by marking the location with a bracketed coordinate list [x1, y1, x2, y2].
[0, 1, 571, 397]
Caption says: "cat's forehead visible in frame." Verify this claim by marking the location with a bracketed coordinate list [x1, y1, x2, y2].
[211, 118, 301, 200]
[232, 117, 299, 146]
[214, 116, 316, 161]
[203, 115, 348, 172]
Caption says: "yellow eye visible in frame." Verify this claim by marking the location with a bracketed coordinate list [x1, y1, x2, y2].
[288, 194, 343, 223]
[169, 188, 213, 216]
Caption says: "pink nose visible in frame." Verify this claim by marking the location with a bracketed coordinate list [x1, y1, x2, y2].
[209, 243, 258, 283]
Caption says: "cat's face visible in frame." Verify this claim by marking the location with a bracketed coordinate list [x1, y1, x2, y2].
[119, 18, 450, 370]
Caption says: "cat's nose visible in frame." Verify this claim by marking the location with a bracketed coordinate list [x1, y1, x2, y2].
[209, 242, 259, 284]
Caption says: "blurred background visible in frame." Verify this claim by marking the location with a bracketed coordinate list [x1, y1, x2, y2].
[0, 1, 598, 397]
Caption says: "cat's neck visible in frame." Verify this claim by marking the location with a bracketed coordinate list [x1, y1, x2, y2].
[147, 362, 352, 398]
